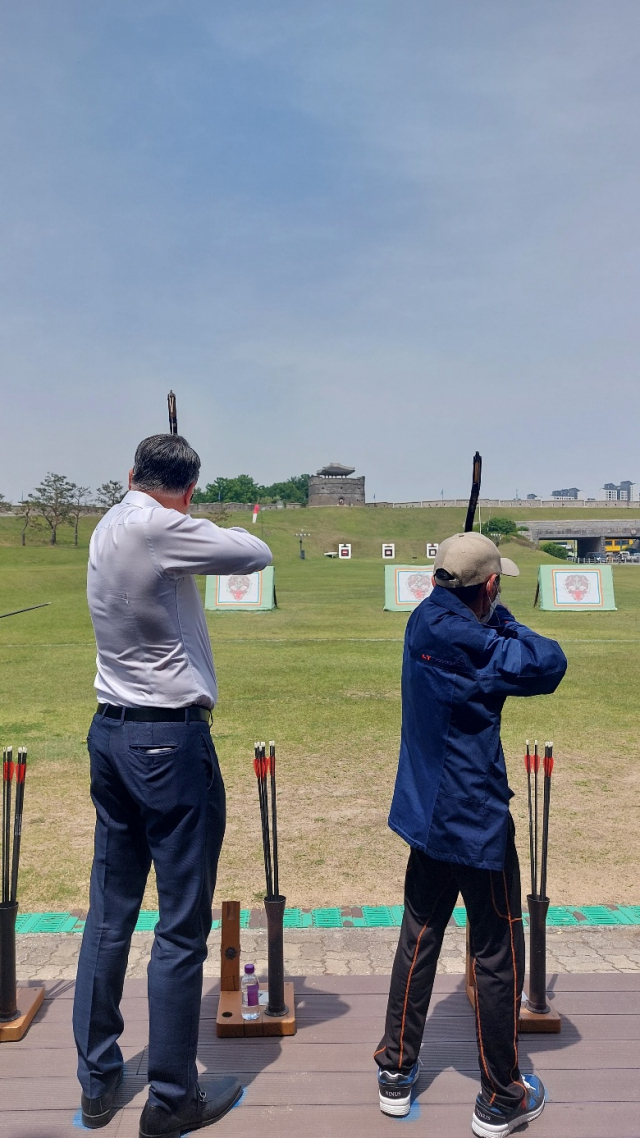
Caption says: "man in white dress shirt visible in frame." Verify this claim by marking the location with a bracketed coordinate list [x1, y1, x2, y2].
[72, 434, 272, 1138]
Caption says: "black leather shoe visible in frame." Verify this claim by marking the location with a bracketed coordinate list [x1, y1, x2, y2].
[81, 1069, 123, 1129]
[139, 1078, 243, 1138]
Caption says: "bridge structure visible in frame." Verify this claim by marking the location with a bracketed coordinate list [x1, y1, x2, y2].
[520, 518, 640, 558]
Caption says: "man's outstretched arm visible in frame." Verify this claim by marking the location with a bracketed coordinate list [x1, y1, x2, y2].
[150, 510, 273, 577]
[478, 606, 567, 698]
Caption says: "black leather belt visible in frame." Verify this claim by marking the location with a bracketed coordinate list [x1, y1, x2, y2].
[97, 704, 211, 723]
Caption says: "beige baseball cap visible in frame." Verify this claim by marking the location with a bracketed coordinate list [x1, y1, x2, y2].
[433, 532, 519, 588]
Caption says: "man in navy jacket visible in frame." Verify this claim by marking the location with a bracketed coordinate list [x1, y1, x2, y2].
[375, 532, 567, 1138]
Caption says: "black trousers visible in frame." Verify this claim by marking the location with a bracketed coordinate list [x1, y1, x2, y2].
[375, 820, 526, 1111]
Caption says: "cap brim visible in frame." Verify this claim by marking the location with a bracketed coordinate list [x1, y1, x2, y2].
[499, 557, 519, 577]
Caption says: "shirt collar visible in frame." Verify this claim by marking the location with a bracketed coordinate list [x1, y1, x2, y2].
[429, 585, 479, 623]
[121, 490, 162, 509]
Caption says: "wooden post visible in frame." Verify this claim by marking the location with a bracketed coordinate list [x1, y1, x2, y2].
[220, 901, 240, 992]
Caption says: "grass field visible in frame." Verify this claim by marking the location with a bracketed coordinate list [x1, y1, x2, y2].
[0, 505, 638, 910]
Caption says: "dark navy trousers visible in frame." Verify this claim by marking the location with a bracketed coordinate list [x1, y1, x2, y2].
[73, 711, 225, 1112]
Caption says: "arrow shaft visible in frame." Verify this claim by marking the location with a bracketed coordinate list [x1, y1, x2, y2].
[0, 603, 50, 619]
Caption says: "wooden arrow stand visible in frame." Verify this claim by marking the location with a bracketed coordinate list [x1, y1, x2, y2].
[465, 922, 561, 1034]
[0, 901, 45, 1042]
[216, 901, 296, 1038]
[0, 985, 45, 1042]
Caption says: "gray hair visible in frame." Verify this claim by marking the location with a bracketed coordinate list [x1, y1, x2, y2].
[131, 435, 201, 494]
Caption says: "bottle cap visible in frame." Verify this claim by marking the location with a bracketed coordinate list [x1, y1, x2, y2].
[244, 962, 255, 974]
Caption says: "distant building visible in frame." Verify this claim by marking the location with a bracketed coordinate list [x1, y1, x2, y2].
[308, 463, 365, 507]
[551, 487, 581, 500]
[526, 494, 538, 500]
[600, 480, 638, 502]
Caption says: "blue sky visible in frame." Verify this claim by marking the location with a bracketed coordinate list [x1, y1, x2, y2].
[1, 2, 639, 501]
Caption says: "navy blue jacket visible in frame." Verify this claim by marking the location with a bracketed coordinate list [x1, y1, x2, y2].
[388, 587, 567, 871]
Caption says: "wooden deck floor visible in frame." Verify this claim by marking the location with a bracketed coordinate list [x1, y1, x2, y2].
[1, 974, 639, 1137]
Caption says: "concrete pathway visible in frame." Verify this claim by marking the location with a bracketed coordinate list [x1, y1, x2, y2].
[16, 925, 640, 980]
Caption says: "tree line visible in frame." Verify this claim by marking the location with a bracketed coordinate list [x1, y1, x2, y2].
[192, 474, 309, 505]
[0, 471, 312, 546]
[0, 475, 125, 546]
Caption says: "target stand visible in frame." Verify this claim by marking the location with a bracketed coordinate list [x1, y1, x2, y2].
[465, 917, 561, 1034]
[216, 901, 296, 1038]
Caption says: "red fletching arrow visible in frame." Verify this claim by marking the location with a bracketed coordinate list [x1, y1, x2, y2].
[254, 742, 273, 898]
[539, 743, 554, 901]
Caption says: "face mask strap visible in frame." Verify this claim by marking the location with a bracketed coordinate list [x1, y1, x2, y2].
[479, 589, 501, 625]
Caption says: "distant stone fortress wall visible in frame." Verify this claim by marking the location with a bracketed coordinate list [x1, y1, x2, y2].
[191, 501, 301, 513]
[364, 498, 640, 510]
[308, 475, 365, 507]
[187, 496, 639, 515]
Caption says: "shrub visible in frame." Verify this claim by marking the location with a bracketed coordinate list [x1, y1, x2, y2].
[540, 542, 570, 560]
[483, 517, 517, 536]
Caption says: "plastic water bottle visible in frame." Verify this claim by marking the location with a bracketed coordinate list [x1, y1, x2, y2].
[241, 963, 260, 1020]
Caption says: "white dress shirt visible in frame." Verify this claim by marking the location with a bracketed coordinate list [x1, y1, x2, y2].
[88, 490, 272, 708]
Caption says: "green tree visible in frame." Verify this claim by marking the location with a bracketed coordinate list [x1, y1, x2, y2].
[193, 475, 260, 504]
[540, 542, 570, 561]
[68, 484, 91, 547]
[483, 517, 518, 536]
[192, 485, 214, 504]
[193, 473, 310, 505]
[258, 474, 310, 504]
[28, 473, 74, 545]
[95, 480, 125, 509]
[15, 499, 34, 546]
